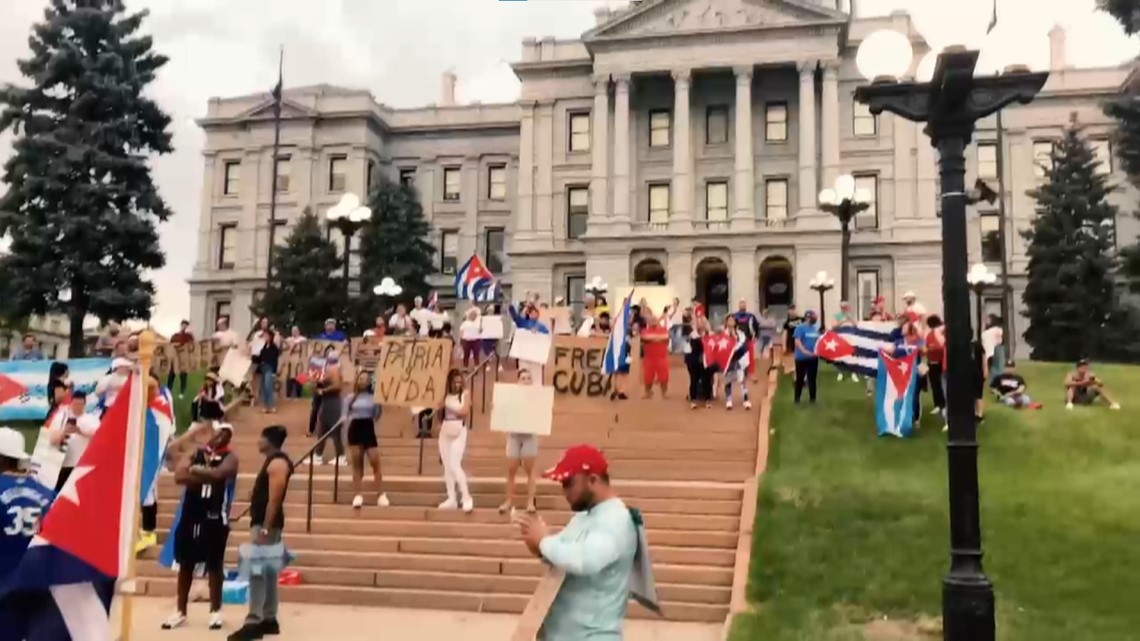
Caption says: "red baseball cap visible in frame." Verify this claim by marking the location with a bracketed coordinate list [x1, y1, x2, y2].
[543, 445, 609, 482]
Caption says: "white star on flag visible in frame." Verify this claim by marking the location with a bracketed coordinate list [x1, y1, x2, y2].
[898, 362, 908, 374]
[824, 339, 837, 351]
[57, 466, 93, 506]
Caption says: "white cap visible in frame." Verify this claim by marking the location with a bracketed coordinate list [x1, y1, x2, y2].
[0, 427, 29, 461]
[902, 291, 916, 299]
[214, 422, 234, 433]
[111, 358, 133, 370]
[363, 329, 376, 338]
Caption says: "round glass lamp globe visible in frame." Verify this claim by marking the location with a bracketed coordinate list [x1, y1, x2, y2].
[915, 50, 939, 83]
[818, 188, 838, 206]
[835, 174, 856, 201]
[341, 193, 361, 211]
[350, 206, 371, 222]
[856, 30, 913, 82]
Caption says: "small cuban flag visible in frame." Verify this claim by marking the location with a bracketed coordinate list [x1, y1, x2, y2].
[602, 290, 634, 375]
[454, 254, 495, 301]
[875, 347, 919, 438]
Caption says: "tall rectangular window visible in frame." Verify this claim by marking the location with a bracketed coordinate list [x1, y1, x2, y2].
[853, 100, 877, 137]
[366, 159, 376, 190]
[488, 165, 507, 200]
[1091, 139, 1112, 175]
[569, 113, 591, 152]
[214, 301, 232, 328]
[399, 168, 416, 189]
[272, 219, 287, 247]
[223, 161, 240, 196]
[440, 230, 459, 274]
[706, 105, 729, 144]
[706, 181, 728, 221]
[328, 155, 347, 192]
[765, 178, 788, 222]
[980, 212, 1002, 263]
[649, 110, 671, 148]
[443, 167, 461, 201]
[484, 227, 505, 274]
[765, 103, 787, 142]
[567, 186, 589, 239]
[853, 174, 879, 229]
[274, 155, 291, 192]
[856, 270, 879, 321]
[977, 143, 998, 180]
[218, 224, 236, 270]
[1033, 140, 1054, 178]
[566, 275, 586, 316]
[648, 184, 670, 224]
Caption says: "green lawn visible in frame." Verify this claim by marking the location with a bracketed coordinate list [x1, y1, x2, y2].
[729, 362, 1140, 641]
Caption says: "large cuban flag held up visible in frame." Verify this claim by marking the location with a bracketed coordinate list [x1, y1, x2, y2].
[454, 254, 498, 302]
[875, 347, 920, 438]
[814, 322, 896, 377]
[602, 290, 635, 375]
[0, 371, 149, 641]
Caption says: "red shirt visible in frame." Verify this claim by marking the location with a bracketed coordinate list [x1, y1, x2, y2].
[926, 329, 945, 364]
[641, 325, 669, 360]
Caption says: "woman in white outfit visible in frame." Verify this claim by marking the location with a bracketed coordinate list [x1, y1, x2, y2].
[438, 369, 474, 512]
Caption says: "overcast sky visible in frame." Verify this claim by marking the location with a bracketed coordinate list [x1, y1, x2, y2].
[1, 0, 1136, 335]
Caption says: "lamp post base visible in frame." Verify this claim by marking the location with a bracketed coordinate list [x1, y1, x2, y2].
[943, 575, 995, 641]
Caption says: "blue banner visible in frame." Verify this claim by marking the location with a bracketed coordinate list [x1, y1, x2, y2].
[0, 358, 110, 421]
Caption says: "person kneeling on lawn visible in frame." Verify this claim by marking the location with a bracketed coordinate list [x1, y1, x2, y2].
[990, 364, 1041, 410]
[1065, 359, 1122, 410]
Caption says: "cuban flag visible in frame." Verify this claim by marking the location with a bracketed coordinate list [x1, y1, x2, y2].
[454, 254, 495, 300]
[141, 386, 176, 509]
[814, 322, 896, 377]
[602, 290, 634, 375]
[473, 280, 501, 303]
[0, 371, 148, 640]
[426, 290, 438, 310]
[875, 348, 919, 438]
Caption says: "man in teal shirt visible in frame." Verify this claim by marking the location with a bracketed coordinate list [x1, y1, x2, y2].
[793, 309, 821, 403]
[519, 445, 637, 641]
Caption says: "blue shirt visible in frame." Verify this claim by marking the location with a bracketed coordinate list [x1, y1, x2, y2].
[509, 305, 550, 335]
[317, 330, 347, 342]
[793, 323, 820, 361]
[0, 474, 54, 584]
[8, 348, 43, 361]
[539, 497, 637, 641]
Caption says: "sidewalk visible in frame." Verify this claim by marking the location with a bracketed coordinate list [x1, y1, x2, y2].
[118, 597, 722, 641]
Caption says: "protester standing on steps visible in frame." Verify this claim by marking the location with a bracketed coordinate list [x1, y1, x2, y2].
[437, 369, 474, 513]
[781, 305, 804, 374]
[257, 327, 280, 415]
[346, 371, 390, 509]
[459, 306, 483, 368]
[162, 424, 238, 632]
[793, 310, 821, 404]
[247, 316, 272, 408]
[757, 308, 778, 369]
[499, 368, 539, 516]
[314, 352, 346, 466]
[229, 425, 292, 641]
[686, 316, 714, 409]
[518, 445, 637, 641]
[168, 320, 195, 398]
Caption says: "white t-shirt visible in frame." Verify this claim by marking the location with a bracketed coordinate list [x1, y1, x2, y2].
[95, 372, 128, 408]
[50, 409, 101, 466]
[905, 302, 928, 318]
[410, 308, 433, 335]
[389, 314, 409, 332]
[460, 319, 481, 341]
[981, 326, 1003, 360]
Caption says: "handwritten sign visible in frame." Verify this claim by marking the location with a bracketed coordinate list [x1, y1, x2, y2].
[352, 338, 384, 371]
[547, 336, 612, 398]
[538, 307, 573, 335]
[218, 348, 252, 387]
[491, 383, 554, 436]
[174, 343, 199, 374]
[480, 315, 505, 340]
[509, 331, 552, 365]
[374, 339, 452, 408]
[151, 342, 174, 380]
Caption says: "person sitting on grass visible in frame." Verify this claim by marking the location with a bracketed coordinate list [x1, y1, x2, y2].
[989, 363, 1041, 410]
[1065, 359, 1121, 410]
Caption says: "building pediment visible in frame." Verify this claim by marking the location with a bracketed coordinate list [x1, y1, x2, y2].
[585, 0, 847, 42]
[235, 97, 318, 122]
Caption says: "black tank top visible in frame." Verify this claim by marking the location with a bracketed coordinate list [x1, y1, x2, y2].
[182, 448, 233, 524]
[249, 450, 292, 529]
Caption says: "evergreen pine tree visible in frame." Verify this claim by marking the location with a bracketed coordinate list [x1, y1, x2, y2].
[1022, 117, 1126, 362]
[256, 209, 345, 336]
[1104, 90, 1140, 295]
[354, 177, 436, 327]
[0, 0, 172, 355]
[1102, 0, 1140, 35]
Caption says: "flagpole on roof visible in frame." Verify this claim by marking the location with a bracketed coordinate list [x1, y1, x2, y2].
[118, 330, 156, 641]
[265, 46, 285, 294]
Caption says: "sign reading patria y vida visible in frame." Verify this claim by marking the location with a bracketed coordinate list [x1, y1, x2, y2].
[549, 336, 613, 398]
[374, 338, 452, 408]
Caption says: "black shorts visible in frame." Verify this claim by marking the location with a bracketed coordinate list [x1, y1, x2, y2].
[347, 418, 378, 449]
[173, 518, 229, 571]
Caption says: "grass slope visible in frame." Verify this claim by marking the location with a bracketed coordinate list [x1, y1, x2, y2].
[730, 362, 1140, 640]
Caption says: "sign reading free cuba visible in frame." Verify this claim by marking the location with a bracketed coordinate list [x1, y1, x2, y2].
[0, 358, 109, 421]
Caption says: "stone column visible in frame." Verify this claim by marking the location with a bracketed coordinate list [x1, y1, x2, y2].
[591, 75, 610, 227]
[733, 66, 755, 230]
[612, 74, 632, 227]
[535, 101, 554, 235]
[517, 102, 535, 234]
[671, 68, 693, 229]
[797, 60, 818, 216]
[821, 60, 841, 188]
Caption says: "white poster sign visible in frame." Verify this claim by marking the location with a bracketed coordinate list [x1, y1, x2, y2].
[491, 383, 554, 436]
[218, 348, 253, 387]
[480, 315, 505, 340]
[509, 330, 552, 365]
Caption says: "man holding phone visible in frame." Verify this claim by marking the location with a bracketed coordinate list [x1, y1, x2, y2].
[47, 390, 100, 492]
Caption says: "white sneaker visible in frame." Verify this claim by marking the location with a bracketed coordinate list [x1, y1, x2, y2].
[930, 407, 942, 415]
[942, 424, 949, 433]
[744, 400, 753, 410]
[337, 455, 348, 466]
[352, 494, 364, 509]
[726, 399, 733, 410]
[377, 493, 391, 507]
[160, 613, 186, 630]
[851, 374, 859, 382]
[1066, 402, 1074, 410]
[208, 611, 223, 630]
[837, 373, 844, 381]
[461, 497, 475, 513]
[438, 498, 458, 510]
[1111, 403, 1121, 410]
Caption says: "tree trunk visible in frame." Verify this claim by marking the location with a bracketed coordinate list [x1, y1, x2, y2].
[68, 303, 86, 358]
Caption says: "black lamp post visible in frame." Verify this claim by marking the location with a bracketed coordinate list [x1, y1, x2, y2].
[855, 35, 1047, 641]
[818, 177, 872, 301]
[809, 271, 835, 327]
[326, 193, 372, 302]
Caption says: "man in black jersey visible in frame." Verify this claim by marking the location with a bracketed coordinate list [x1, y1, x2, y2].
[230, 425, 292, 641]
[162, 423, 238, 631]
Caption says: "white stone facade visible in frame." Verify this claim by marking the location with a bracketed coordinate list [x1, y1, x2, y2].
[189, 1, 1139, 360]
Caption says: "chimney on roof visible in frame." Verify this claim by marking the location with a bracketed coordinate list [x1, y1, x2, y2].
[593, 6, 611, 26]
[441, 70, 457, 107]
[1048, 25, 1067, 72]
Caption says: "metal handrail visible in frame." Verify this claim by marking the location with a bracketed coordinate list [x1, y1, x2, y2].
[416, 351, 499, 476]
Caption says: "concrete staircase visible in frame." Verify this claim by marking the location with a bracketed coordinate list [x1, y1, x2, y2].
[138, 360, 762, 624]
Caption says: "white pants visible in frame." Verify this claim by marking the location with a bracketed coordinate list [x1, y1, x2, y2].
[439, 420, 470, 502]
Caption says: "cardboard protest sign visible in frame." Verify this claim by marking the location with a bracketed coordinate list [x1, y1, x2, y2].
[352, 338, 384, 371]
[538, 307, 573, 335]
[480, 315, 505, 340]
[510, 567, 567, 641]
[197, 339, 229, 371]
[374, 338, 452, 408]
[218, 348, 252, 386]
[278, 339, 309, 383]
[151, 342, 174, 380]
[490, 383, 554, 436]
[509, 330, 552, 365]
[547, 336, 613, 398]
[173, 343, 199, 374]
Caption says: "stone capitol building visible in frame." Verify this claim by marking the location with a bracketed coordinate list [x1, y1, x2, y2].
[188, 0, 1138, 360]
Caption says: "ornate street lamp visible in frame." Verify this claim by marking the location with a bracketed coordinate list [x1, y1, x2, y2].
[808, 271, 835, 326]
[373, 276, 403, 314]
[854, 17, 1048, 641]
[818, 175, 872, 301]
[326, 193, 372, 299]
[966, 263, 997, 344]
